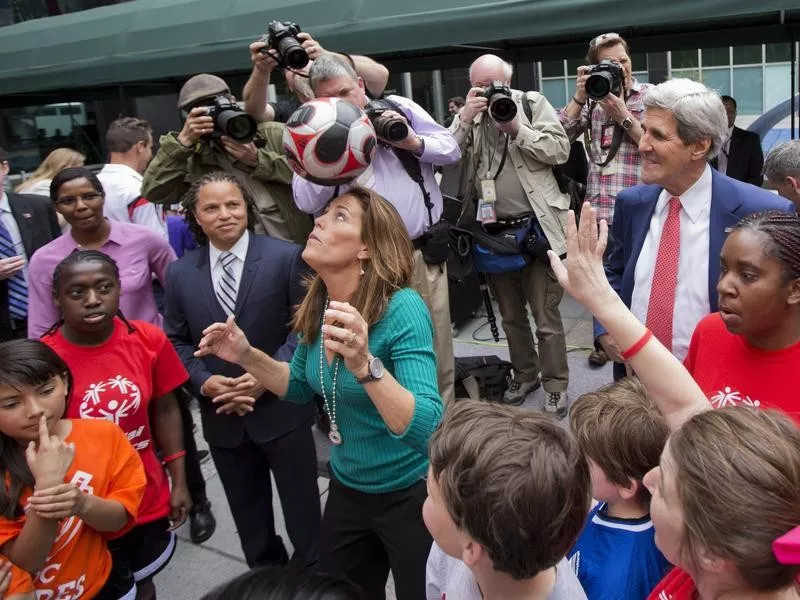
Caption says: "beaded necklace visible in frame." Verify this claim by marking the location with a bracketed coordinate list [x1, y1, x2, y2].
[318, 297, 343, 445]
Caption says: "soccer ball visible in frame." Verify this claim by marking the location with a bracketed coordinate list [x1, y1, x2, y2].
[283, 98, 377, 186]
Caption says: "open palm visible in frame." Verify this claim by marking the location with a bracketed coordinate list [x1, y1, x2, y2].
[195, 316, 252, 365]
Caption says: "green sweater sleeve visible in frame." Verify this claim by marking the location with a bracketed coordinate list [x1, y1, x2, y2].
[386, 290, 444, 454]
[141, 132, 193, 206]
[281, 339, 316, 404]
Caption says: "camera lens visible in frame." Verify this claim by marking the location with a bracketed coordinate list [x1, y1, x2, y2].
[218, 111, 258, 143]
[279, 38, 309, 70]
[381, 118, 409, 142]
[586, 72, 612, 100]
[489, 95, 517, 123]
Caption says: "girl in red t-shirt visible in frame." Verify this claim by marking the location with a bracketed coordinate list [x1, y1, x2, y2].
[550, 203, 800, 600]
[0, 339, 146, 599]
[42, 250, 190, 600]
[684, 211, 800, 421]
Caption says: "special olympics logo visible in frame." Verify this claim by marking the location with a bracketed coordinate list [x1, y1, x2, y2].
[79, 375, 142, 425]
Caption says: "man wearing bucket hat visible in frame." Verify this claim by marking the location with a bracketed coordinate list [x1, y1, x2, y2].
[142, 73, 312, 245]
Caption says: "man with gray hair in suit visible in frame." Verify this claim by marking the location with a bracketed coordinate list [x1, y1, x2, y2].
[764, 139, 800, 210]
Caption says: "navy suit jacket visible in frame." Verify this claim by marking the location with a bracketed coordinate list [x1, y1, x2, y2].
[594, 169, 795, 340]
[711, 127, 764, 187]
[0, 193, 60, 340]
[164, 233, 314, 448]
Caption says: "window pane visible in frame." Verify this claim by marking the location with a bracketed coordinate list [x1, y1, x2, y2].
[701, 69, 730, 95]
[701, 47, 729, 67]
[567, 58, 585, 74]
[541, 79, 567, 109]
[732, 45, 762, 65]
[765, 43, 791, 63]
[633, 72, 649, 84]
[671, 49, 698, 69]
[631, 53, 648, 72]
[541, 60, 565, 78]
[732, 66, 763, 114]
[671, 68, 700, 82]
[765, 64, 791, 111]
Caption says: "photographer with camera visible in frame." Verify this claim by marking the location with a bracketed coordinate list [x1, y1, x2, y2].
[450, 54, 572, 415]
[142, 74, 312, 245]
[559, 33, 653, 367]
[292, 53, 461, 407]
[243, 24, 389, 123]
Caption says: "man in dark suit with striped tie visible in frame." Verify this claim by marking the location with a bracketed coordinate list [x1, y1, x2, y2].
[0, 149, 61, 341]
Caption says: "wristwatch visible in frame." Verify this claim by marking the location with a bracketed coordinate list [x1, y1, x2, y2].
[357, 356, 385, 384]
[620, 116, 635, 131]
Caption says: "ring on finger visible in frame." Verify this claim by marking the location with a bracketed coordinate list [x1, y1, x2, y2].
[346, 330, 357, 346]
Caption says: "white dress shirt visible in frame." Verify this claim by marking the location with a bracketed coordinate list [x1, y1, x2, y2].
[631, 165, 712, 361]
[716, 126, 734, 175]
[0, 192, 29, 282]
[98, 163, 166, 238]
[209, 230, 248, 309]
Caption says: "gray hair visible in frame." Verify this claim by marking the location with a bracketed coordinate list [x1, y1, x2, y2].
[308, 54, 358, 93]
[764, 140, 800, 183]
[644, 78, 728, 159]
[468, 54, 514, 82]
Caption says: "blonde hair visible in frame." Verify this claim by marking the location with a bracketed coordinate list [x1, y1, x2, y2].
[292, 187, 414, 342]
[671, 407, 800, 591]
[15, 148, 85, 193]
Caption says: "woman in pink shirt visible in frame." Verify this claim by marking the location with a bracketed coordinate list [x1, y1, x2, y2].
[27, 167, 176, 338]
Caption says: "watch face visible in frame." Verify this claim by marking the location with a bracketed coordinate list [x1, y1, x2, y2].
[370, 357, 385, 379]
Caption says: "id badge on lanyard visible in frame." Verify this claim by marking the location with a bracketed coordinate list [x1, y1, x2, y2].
[478, 179, 497, 224]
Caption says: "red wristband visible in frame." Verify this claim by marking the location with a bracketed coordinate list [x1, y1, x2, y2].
[162, 450, 186, 465]
[621, 329, 653, 361]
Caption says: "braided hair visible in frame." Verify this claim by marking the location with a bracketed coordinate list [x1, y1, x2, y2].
[734, 211, 800, 284]
[43, 249, 137, 337]
[181, 171, 259, 246]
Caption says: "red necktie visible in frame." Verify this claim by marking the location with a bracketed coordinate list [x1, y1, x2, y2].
[646, 197, 682, 352]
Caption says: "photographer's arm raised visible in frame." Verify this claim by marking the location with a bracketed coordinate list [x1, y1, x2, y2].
[244, 40, 278, 122]
[511, 94, 570, 165]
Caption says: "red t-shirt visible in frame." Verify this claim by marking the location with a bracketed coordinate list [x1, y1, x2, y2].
[0, 419, 145, 598]
[684, 313, 800, 424]
[648, 568, 696, 600]
[44, 318, 188, 525]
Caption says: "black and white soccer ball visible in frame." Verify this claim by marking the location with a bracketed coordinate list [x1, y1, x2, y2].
[283, 98, 377, 186]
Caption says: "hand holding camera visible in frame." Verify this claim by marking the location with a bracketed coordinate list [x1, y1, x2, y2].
[460, 87, 490, 124]
[219, 137, 259, 168]
[297, 32, 326, 61]
[249, 39, 279, 75]
[178, 107, 216, 146]
[259, 21, 309, 71]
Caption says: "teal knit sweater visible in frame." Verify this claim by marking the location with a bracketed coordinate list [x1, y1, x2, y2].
[283, 288, 443, 494]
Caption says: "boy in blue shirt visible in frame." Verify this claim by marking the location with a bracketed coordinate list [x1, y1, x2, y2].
[568, 378, 672, 599]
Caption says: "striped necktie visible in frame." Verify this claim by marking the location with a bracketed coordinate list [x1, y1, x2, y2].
[217, 251, 238, 317]
[0, 218, 27, 320]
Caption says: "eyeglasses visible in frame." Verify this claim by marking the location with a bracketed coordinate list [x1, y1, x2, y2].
[589, 32, 621, 48]
[55, 192, 103, 207]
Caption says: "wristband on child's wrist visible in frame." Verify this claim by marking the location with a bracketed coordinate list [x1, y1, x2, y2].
[621, 329, 653, 361]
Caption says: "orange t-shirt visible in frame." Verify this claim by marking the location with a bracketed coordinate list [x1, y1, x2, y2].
[0, 419, 145, 599]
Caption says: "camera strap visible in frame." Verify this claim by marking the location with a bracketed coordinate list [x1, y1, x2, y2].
[586, 100, 625, 168]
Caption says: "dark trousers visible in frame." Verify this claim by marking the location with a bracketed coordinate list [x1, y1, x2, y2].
[175, 387, 207, 502]
[209, 425, 321, 570]
[317, 476, 431, 600]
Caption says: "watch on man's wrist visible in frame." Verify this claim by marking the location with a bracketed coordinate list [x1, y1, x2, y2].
[357, 356, 385, 385]
[620, 116, 635, 131]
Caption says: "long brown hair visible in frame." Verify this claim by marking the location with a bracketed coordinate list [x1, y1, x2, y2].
[670, 407, 800, 591]
[15, 148, 85, 193]
[293, 187, 414, 342]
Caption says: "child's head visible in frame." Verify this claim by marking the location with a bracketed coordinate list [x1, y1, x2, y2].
[424, 401, 590, 579]
[0, 340, 72, 518]
[644, 407, 800, 592]
[570, 378, 670, 508]
[50, 250, 122, 337]
[200, 566, 364, 600]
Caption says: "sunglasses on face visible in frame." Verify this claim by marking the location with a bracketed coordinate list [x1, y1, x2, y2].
[590, 32, 621, 48]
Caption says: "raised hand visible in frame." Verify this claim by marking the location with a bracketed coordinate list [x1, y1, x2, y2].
[195, 316, 252, 365]
[321, 301, 371, 378]
[29, 483, 85, 520]
[25, 415, 74, 490]
[547, 202, 615, 311]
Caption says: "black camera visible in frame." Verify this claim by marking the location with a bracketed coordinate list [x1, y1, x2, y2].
[481, 81, 517, 123]
[585, 60, 624, 100]
[263, 21, 308, 70]
[364, 99, 409, 143]
[206, 96, 258, 143]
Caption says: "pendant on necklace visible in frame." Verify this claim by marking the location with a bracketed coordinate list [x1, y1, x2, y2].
[328, 429, 343, 445]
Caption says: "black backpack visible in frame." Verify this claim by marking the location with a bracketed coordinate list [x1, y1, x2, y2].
[454, 356, 513, 403]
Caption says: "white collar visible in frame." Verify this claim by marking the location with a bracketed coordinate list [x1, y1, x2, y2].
[101, 162, 143, 182]
[0, 191, 9, 212]
[658, 164, 712, 224]
[209, 229, 249, 266]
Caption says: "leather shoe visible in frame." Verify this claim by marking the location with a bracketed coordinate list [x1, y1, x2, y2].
[588, 349, 608, 367]
[189, 498, 216, 544]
